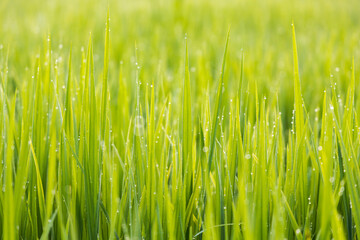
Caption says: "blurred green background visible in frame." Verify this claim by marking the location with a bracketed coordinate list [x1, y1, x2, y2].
[1, 0, 360, 126]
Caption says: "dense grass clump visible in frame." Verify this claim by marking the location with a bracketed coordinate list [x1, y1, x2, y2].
[1, 0, 360, 239]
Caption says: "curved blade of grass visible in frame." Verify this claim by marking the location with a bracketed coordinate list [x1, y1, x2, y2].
[182, 35, 192, 176]
[208, 29, 230, 172]
[29, 138, 46, 226]
[3, 91, 16, 240]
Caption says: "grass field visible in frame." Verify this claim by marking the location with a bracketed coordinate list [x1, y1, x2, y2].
[1, 0, 360, 239]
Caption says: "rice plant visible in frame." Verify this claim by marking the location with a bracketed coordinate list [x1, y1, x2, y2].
[1, 0, 360, 239]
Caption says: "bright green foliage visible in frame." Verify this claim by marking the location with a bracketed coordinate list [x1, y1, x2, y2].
[1, 0, 360, 239]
